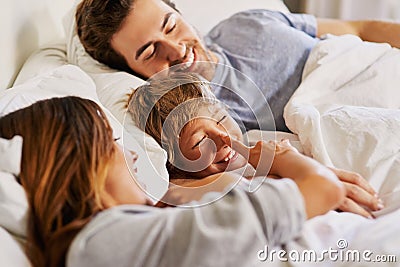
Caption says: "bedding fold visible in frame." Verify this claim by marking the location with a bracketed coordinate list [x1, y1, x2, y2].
[284, 34, 400, 196]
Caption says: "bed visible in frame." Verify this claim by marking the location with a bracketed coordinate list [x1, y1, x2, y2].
[1, 0, 400, 266]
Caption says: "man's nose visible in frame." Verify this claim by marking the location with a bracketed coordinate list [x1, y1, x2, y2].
[162, 39, 186, 62]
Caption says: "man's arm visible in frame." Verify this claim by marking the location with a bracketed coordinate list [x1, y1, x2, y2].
[317, 18, 400, 48]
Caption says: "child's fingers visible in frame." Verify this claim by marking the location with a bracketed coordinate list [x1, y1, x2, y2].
[329, 167, 376, 196]
[221, 134, 250, 159]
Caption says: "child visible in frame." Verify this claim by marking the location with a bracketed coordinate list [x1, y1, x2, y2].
[128, 72, 255, 180]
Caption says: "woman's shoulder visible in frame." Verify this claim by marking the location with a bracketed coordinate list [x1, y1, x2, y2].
[67, 205, 167, 267]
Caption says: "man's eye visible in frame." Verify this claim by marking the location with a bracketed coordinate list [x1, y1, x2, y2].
[144, 46, 156, 61]
[166, 24, 176, 34]
[166, 16, 177, 34]
[217, 115, 227, 125]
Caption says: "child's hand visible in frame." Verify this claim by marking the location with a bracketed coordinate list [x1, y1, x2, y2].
[222, 136, 298, 176]
[272, 139, 300, 154]
[221, 135, 268, 174]
[328, 167, 383, 218]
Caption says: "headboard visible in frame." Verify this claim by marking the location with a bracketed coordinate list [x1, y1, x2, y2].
[0, 0, 76, 90]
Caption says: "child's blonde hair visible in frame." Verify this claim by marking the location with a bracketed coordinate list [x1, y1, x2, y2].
[128, 72, 222, 178]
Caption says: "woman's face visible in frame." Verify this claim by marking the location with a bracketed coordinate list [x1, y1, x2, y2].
[103, 144, 150, 207]
[176, 105, 247, 178]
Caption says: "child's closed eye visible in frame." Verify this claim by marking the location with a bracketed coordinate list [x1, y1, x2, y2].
[217, 115, 226, 125]
[192, 136, 206, 149]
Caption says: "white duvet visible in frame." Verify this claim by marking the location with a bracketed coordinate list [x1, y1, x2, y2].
[280, 35, 400, 266]
[284, 34, 400, 196]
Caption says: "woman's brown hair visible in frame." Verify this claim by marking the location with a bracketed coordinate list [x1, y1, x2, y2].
[0, 96, 116, 267]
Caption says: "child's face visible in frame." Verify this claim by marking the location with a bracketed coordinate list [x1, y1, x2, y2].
[177, 105, 247, 178]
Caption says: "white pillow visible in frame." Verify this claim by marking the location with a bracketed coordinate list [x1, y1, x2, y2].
[1, 65, 168, 206]
[63, 6, 168, 190]
[0, 136, 27, 238]
[0, 135, 23, 176]
[0, 137, 30, 267]
[0, 171, 28, 238]
[0, 227, 30, 267]
[12, 42, 69, 87]
[0, 65, 97, 116]
[63, 6, 147, 129]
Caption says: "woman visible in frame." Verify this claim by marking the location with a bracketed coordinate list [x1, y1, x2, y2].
[128, 72, 383, 218]
[0, 96, 343, 267]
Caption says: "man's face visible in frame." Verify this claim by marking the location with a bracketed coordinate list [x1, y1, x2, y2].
[111, 0, 217, 80]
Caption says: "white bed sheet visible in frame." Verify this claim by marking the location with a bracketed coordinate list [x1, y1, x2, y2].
[280, 34, 400, 266]
[284, 34, 400, 196]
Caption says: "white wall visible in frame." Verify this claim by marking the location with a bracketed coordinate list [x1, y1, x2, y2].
[304, 0, 400, 20]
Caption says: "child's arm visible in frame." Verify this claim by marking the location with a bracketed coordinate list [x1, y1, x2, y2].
[269, 140, 345, 218]
[159, 172, 242, 206]
[229, 138, 345, 219]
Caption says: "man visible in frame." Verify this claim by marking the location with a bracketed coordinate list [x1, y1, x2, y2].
[76, 0, 394, 217]
[76, 0, 400, 132]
